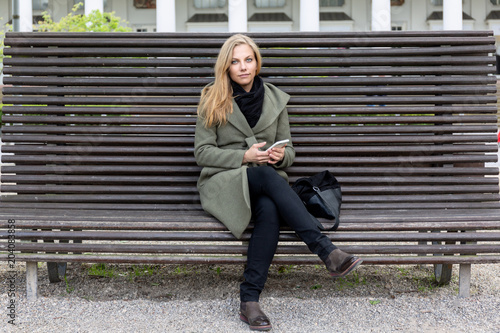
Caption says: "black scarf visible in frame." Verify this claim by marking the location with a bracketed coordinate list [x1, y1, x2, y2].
[231, 76, 265, 128]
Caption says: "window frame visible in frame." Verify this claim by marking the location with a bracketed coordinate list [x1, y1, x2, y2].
[193, 0, 227, 9]
[254, 0, 287, 9]
[320, 0, 345, 7]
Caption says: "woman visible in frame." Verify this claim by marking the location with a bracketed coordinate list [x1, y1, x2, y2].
[194, 34, 362, 331]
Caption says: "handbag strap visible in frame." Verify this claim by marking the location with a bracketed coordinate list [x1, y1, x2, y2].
[316, 190, 340, 231]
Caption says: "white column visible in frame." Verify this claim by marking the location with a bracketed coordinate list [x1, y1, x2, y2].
[19, 0, 33, 32]
[443, 0, 462, 30]
[470, 0, 486, 30]
[300, 0, 319, 31]
[85, 0, 103, 15]
[157, 0, 176, 32]
[371, 0, 391, 31]
[228, 0, 247, 32]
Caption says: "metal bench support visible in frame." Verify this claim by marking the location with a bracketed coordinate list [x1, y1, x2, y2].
[459, 264, 471, 297]
[26, 261, 38, 301]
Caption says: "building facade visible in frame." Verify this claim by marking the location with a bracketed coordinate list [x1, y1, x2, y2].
[2, 0, 500, 34]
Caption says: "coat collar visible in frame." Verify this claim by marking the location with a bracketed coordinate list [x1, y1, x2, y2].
[227, 83, 290, 136]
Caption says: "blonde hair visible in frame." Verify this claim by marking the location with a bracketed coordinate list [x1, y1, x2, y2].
[198, 34, 262, 128]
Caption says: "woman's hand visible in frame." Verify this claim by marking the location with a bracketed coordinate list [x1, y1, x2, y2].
[243, 142, 270, 165]
[267, 145, 286, 165]
[243, 142, 287, 165]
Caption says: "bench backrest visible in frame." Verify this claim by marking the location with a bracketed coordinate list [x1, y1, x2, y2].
[1, 31, 499, 212]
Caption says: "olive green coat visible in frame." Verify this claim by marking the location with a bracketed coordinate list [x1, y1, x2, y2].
[194, 83, 295, 239]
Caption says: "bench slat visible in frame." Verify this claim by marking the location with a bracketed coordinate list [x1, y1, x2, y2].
[4, 220, 500, 232]
[4, 165, 497, 176]
[2, 184, 498, 195]
[2, 154, 497, 165]
[3, 175, 497, 186]
[3, 126, 498, 138]
[3, 229, 499, 242]
[2, 253, 499, 265]
[4, 85, 497, 96]
[4, 105, 497, 115]
[1, 143, 496, 157]
[2, 207, 499, 223]
[4, 95, 496, 106]
[6, 31, 493, 38]
[6, 43, 494, 57]
[5, 75, 498, 87]
[2, 135, 496, 148]
[1, 242, 498, 256]
[4, 65, 495, 77]
[9, 115, 494, 125]
[4, 36, 496, 46]
[3, 55, 495, 67]
[3, 193, 499, 204]
[2, 195, 499, 209]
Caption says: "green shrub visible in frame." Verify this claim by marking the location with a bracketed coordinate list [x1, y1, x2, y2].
[37, 2, 132, 32]
[1, 21, 11, 126]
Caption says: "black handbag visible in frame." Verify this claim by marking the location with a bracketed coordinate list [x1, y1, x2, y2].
[291, 170, 342, 231]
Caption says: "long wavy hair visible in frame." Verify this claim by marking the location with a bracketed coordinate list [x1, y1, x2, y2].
[198, 34, 262, 128]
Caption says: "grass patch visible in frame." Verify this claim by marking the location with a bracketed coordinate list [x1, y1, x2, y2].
[64, 275, 74, 294]
[209, 266, 223, 275]
[336, 271, 367, 291]
[277, 265, 297, 274]
[172, 265, 198, 276]
[87, 263, 118, 278]
[310, 283, 323, 290]
[126, 265, 159, 281]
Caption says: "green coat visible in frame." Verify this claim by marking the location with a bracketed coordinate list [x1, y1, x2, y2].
[194, 83, 295, 239]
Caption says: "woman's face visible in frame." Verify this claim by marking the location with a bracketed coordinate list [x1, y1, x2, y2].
[229, 44, 257, 92]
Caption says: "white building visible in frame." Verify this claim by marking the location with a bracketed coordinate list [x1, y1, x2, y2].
[1, 0, 500, 34]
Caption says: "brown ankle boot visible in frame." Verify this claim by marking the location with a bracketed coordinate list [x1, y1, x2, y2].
[240, 301, 272, 331]
[324, 249, 363, 278]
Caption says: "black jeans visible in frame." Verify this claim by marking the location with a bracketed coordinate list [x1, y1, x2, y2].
[240, 166, 337, 302]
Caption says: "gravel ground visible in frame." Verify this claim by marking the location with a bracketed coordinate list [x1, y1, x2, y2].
[1, 261, 499, 332]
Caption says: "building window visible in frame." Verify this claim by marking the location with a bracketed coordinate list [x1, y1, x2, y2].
[254, 0, 286, 8]
[194, 0, 226, 8]
[32, 0, 49, 11]
[320, 0, 344, 6]
[430, 0, 466, 6]
[76, 0, 109, 10]
[134, 0, 156, 9]
[392, 21, 406, 30]
[491, 0, 500, 5]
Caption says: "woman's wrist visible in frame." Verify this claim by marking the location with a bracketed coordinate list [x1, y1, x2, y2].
[242, 150, 251, 164]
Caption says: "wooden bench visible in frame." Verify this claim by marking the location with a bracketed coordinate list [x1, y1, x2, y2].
[1, 31, 500, 300]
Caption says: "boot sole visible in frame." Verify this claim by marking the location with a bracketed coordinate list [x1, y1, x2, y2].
[240, 314, 272, 331]
[330, 258, 363, 278]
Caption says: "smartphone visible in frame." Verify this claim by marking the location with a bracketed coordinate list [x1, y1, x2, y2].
[265, 139, 289, 151]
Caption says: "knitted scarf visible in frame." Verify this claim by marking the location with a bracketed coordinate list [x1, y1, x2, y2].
[231, 76, 265, 128]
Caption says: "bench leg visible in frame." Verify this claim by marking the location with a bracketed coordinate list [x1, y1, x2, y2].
[417, 231, 428, 268]
[26, 262, 38, 301]
[459, 264, 471, 298]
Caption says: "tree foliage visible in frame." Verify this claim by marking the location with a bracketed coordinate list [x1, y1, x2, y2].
[37, 3, 132, 32]
[1, 21, 12, 118]
[0, 21, 11, 61]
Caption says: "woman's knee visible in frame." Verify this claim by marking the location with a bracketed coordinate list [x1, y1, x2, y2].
[249, 165, 280, 182]
[252, 196, 281, 227]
